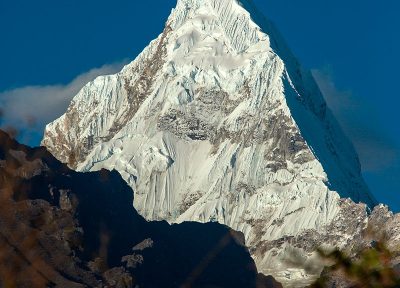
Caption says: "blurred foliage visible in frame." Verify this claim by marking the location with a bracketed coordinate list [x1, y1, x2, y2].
[312, 241, 400, 288]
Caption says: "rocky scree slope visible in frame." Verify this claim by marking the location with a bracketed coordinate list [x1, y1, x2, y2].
[0, 130, 281, 288]
[42, 0, 389, 285]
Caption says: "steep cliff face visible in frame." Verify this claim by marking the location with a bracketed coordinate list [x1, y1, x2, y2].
[42, 0, 379, 285]
[1, 130, 280, 288]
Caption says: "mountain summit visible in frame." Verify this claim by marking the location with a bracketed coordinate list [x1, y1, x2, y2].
[43, 0, 380, 285]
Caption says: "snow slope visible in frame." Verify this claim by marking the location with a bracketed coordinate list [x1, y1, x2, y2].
[43, 0, 379, 285]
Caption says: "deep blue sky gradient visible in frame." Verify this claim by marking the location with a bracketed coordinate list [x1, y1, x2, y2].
[0, 0, 399, 210]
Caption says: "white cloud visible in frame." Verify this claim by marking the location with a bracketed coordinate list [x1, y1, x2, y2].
[312, 68, 397, 172]
[0, 60, 129, 144]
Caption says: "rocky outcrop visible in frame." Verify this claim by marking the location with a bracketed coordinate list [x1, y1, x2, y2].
[312, 206, 400, 288]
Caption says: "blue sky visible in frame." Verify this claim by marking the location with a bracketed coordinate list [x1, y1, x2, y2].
[0, 0, 399, 211]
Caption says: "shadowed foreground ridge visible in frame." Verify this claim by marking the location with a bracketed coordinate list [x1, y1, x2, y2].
[0, 130, 281, 288]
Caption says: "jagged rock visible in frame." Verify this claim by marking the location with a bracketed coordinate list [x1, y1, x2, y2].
[103, 267, 133, 288]
[132, 238, 153, 252]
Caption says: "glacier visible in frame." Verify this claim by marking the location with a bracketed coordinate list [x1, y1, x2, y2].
[42, 0, 385, 286]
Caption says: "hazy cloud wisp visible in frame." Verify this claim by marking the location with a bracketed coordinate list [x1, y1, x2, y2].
[312, 68, 397, 172]
[0, 60, 128, 144]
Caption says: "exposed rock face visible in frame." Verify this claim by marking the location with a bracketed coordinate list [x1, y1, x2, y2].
[42, 0, 383, 286]
[312, 205, 400, 288]
[0, 130, 281, 288]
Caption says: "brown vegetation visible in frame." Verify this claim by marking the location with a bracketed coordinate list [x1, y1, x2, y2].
[311, 241, 400, 288]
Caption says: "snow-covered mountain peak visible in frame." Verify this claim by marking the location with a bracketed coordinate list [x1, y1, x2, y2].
[42, 0, 380, 286]
[167, 0, 270, 54]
